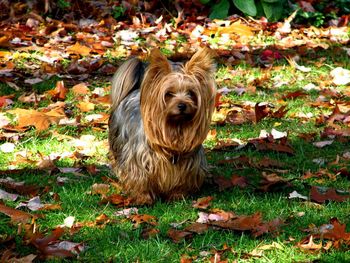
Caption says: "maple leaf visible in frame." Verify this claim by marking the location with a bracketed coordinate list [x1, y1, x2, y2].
[141, 227, 160, 239]
[252, 218, 285, 237]
[0, 203, 33, 224]
[7, 108, 66, 131]
[310, 186, 350, 203]
[184, 222, 209, 234]
[192, 196, 213, 209]
[71, 83, 90, 95]
[77, 101, 95, 112]
[91, 183, 110, 196]
[297, 235, 323, 251]
[281, 90, 307, 100]
[250, 138, 294, 155]
[46, 81, 67, 101]
[254, 102, 270, 123]
[67, 42, 91, 56]
[30, 227, 84, 258]
[129, 214, 157, 228]
[167, 229, 193, 243]
[0, 177, 39, 196]
[101, 194, 131, 207]
[210, 212, 263, 232]
[258, 172, 294, 192]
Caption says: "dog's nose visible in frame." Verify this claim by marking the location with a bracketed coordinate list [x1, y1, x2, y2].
[177, 103, 187, 112]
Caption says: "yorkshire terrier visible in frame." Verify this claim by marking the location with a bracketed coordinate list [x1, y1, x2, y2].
[108, 48, 216, 204]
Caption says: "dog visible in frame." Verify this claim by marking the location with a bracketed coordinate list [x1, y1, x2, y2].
[108, 48, 216, 204]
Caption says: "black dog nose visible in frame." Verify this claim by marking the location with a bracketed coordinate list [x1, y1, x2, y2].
[177, 103, 187, 112]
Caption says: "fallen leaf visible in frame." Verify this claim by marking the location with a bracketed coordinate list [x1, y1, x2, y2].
[101, 194, 131, 207]
[141, 227, 160, 239]
[310, 186, 350, 203]
[0, 189, 19, 201]
[129, 214, 157, 228]
[46, 81, 67, 100]
[167, 229, 193, 243]
[184, 222, 209, 234]
[0, 142, 15, 153]
[192, 196, 213, 209]
[330, 67, 350, 85]
[7, 108, 66, 131]
[91, 183, 110, 196]
[77, 101, 95, 112]
[288, 190, 308, 200]
[313, 140, 334, 148]
[115, 207, 138, 217]
[258, 173, 293, 192]
[0, 203, 33, 224]
[297, 235, 323, 251]
[67, 42, 91, 56]
[71, 83, 90, 95]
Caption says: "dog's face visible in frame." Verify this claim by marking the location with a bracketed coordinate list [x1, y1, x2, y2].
[162, 75, 199, 123]
[140, 48, 216, 155]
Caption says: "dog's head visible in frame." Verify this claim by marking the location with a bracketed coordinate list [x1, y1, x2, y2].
[140, 48, 216, 155]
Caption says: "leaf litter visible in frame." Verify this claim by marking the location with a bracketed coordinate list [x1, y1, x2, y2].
[1, 1, 350, 261]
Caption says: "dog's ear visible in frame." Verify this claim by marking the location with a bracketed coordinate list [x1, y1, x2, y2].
[145, 49, 172, 81]
[184, 47, 216, 77]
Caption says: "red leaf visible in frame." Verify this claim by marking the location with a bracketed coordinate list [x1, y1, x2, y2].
[310, 186, 350, 203]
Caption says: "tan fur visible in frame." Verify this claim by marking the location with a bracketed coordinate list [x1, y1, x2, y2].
[109, 47, 216, 204]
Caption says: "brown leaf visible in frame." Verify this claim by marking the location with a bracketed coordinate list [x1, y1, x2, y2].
[101, 194, 131, 207]
[310, 186, 350, 203]
[141, 227, 160, 239]
[214, 176, 233, 191]
[214, 174, 249, 191]
[317, 218, 350, 241]
[252, 218, 285, 237]
[91, 183, 110, 196]
[192, 196, 213, 209]
[271, 105, 288, 118]
[167, 229, 193, 243]
[46, 81, 67, 101]
[258, 172, 294, 192]
[0, 177, 39, 196]
[257, 157, 285, 168]
[184, 222, 209, 234]
[30, 227, 85, 258]
[297, 235, 323, 251]
[231, 175, 249, 189]
[0, 203, 33, 224]
[251, 139, 294, 155]
[281, 90, 307, 100]
[255, 103, 270, 123]
[129, 214, 157, 228]
[210, 212, 262, 231]
[213, 139, 240, 151]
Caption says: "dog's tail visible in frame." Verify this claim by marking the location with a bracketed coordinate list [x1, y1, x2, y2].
[110, 57, 144, 111]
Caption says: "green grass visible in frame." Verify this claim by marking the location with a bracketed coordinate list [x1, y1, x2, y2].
[1, 47, 350, 262]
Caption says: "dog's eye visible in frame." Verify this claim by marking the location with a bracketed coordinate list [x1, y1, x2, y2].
[187, 91, 196, 98]
[165, 92, 174, 98]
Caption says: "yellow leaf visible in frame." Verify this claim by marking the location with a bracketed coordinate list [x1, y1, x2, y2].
[67, 42, 91, 56]
[77, 101, 95, 112]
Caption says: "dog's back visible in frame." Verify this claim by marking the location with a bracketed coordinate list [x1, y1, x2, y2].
[110, 58, 145, 112]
